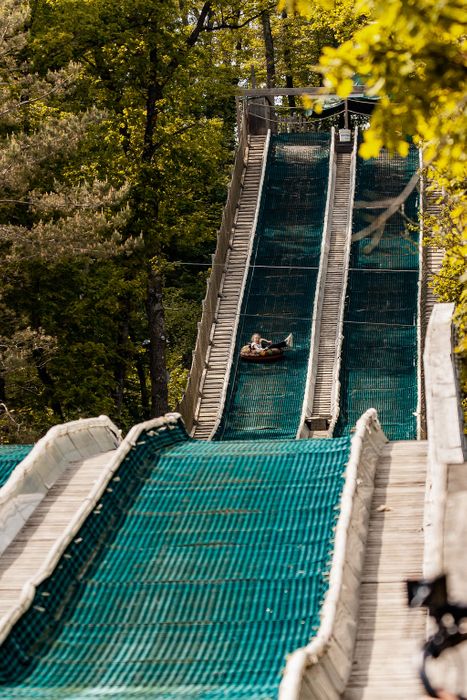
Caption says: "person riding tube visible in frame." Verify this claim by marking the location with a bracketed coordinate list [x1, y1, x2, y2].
[240, 332, 293, 362]
[249, 332, 293, 353]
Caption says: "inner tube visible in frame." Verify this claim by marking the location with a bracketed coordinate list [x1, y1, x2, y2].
[240, 346, 284, 363]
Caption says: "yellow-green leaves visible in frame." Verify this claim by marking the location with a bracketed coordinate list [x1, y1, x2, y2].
[278, 0, 336, 17]
[306, 0, 467, 179]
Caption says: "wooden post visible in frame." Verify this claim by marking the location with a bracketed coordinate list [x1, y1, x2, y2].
[235, 96, 242, 138]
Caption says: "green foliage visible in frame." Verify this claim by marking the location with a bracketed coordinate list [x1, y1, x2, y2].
[0, 0, 395, 441]
[229, 0, 365, 88]
[1, 0, 238, 440]
[427, 193, 467, 427]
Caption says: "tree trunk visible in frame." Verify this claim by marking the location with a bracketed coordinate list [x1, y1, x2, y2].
[114, 301, 129, 419]
[138, 43, 170, 418]
[145, 265, 168, 417]
[32, 347, 64, 419]
[135, 352, 150, 420]
[137, 4, 212, 418]
[261, 10, 276, 89]
[30, 273, 63, 419]
[129, 326, 150, 419]
[281, 10, 296, 110]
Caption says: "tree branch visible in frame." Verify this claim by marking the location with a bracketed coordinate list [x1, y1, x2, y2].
[201, 10, 267, 32]
[153, 121, 199, 150]
[0, 403, 18, 425]
[186, 1, 212, 47]
[0, 80, 70, 117]
[351, 171, 420, 242]
[160, 2, 275, 91]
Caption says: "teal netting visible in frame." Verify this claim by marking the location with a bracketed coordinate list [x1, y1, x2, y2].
[216, 133, 331, 441]
[0, 445, 32, 487]
[0, 419, 350, 699]
[335, 144, 420, 440]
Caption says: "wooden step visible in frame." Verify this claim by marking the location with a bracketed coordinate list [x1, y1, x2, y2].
[311, 156, 352, 418]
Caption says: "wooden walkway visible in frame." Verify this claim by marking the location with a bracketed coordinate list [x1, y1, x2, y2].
[192, 134, 267, 439]
[0, 450, 114, 621]
[311, 151, 353, 428]
[344, 440, 427, 699]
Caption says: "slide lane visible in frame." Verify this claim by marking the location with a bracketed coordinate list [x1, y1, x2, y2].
[215, 132, 332, 441]
[335, 144, 420, 440]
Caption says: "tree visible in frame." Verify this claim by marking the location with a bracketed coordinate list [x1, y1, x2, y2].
[30, 0, 273, 418]
[0, 0, 134, 440]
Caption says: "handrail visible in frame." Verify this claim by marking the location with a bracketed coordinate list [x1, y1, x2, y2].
[0, 412, 183, 647]
[297, 128, 336, 438]
[279, 409, 388, 699]
[207, 130, 271, 440]
[416, 147, 424, 439]
[0, 416, 121, 558]
[423, 303, 466, 579]
[178, 115, 250, 433]
[328, 127, 359, 436]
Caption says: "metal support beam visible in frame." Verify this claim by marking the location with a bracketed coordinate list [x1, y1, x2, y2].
[239, 86, 365, 98]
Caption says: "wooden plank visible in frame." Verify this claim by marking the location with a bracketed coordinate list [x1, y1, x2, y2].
[343, 441, 427, 697]
[311, 152, 353, 419]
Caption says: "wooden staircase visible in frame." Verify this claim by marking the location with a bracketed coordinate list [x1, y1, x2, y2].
[310, 151, 353, 432]
[192, 135, 267, 439]
[420, 187, 444, 438]
[423, 187, 444, 331]
[343, 440, 427, 699]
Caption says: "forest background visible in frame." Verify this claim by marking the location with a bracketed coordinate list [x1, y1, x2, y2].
[0, 0, 465, 442]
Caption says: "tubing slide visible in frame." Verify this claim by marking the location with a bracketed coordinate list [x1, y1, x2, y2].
[215, 132, 332, 441]
[0, 130, 421, 698]
[0, 446, 32, 488]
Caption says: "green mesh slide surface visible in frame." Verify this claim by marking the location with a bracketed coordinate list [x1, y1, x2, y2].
[335, 144, 419, 440]
[0, 445, 32, 487]
[0, 419, 350, 699]
[215, 132, 331, 441]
